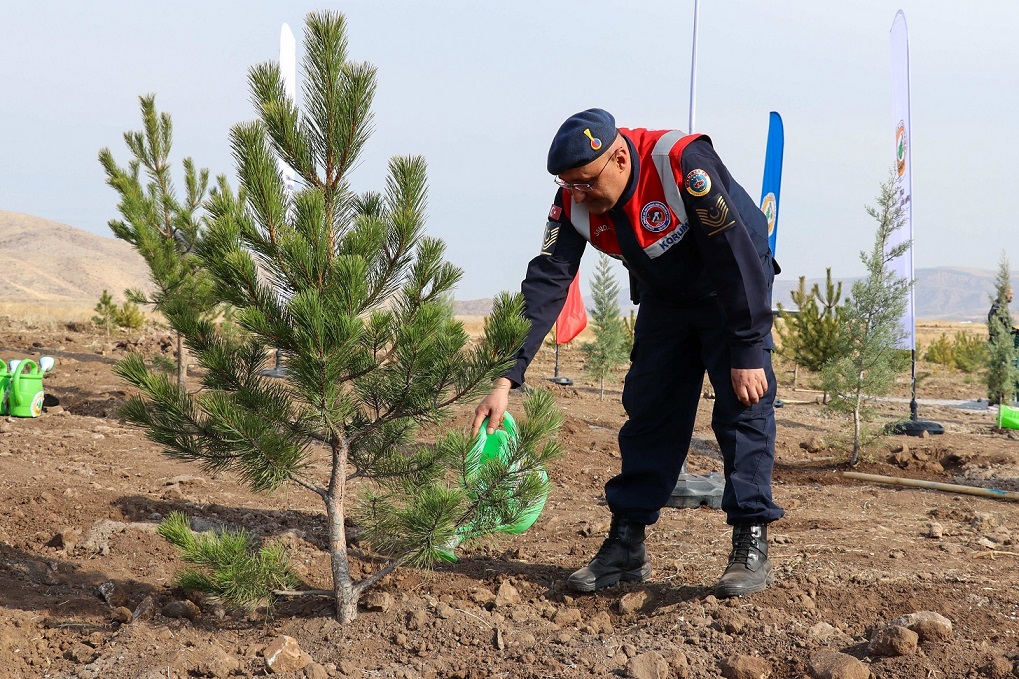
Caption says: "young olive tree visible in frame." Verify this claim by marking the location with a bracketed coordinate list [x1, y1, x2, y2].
[99, 97, 221, 389]
[113, 11, 560, 624]
[581, 254, 630, 399]
[820, 172, 911, 465]
[987, 252, 1019, 405]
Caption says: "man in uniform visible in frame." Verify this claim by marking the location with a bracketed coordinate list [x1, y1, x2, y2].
[472, 108, 783, 597]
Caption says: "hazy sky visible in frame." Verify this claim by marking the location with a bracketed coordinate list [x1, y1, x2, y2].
[3, 1, 1017, 301]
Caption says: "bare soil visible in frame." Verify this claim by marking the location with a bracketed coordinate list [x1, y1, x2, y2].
[1, 317, 1018, 678]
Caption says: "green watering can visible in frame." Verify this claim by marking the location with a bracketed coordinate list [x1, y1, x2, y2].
[435, 412, 551, 562]
[7, 359, 45, 417]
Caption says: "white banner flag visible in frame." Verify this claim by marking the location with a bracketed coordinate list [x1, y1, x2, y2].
[278, 23, 297, 197]
[890, 10, 915, 350]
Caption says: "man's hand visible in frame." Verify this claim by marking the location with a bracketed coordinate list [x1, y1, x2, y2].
[472, 378, 513, 437]
[731, 368, 768, 406]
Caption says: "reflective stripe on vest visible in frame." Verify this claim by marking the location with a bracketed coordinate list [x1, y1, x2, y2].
[567, 130, 700, 260]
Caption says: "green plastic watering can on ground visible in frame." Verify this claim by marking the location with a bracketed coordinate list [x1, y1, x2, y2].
[0, 370, 10, 416]
[8, 359, 44, 417]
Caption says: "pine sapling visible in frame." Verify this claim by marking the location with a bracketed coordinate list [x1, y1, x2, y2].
[113, 11, 561, 624]
[820, 171, 911, 465]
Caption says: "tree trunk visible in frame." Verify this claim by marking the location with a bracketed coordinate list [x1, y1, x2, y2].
[326, 436, 356, 623]
[176, 332, 187, 390]
[599, 376, 605, 401]
[850, 375, 864, 465]
[793, 363, 799, 390]
[326, 489, 357, 623]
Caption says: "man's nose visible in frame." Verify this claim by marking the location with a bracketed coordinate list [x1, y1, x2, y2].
[569, 186, 589, 203]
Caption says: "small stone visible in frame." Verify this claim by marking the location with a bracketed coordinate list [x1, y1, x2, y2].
[304, 662, 329, 679]
[807, 649, 871, 679]
[364, 591, 393, 612]
[264, 635, 310, 674]
[46, 527, 81, 553]
[405, 609, 428, 631]
[589, 611, 613, 634]
[494, 580, 519, 606]
[63, 642, 98, 664]
[469, 588, 496, 606]
[617, 591, 649, 615]
[132, 595, 157, 622]
[96, 581, 116, 606]
[552, 607, 584, 626]
[720, 655, 772, 679]
[800, 437, 826, 454]
[806, 621, 838, 643]
[888, 611, 953, 642]
[161, 599, 200, 620]
[868, 625, 918, 657]
[927, 522, 943, 539]
[111, 607, 133, 624]
[194, 646, 241, 678]
[626, 651, 670, 679]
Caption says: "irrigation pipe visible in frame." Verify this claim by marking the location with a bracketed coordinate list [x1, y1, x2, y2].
[843, 472, 1019, 503]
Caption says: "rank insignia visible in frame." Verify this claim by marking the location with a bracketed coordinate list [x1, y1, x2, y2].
[694, 195, 736, 236]
[685, 168, 711, 197]
[541, 222, 560, 255]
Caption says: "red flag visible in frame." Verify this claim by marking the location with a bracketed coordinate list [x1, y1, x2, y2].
[555, 273, 587, 345]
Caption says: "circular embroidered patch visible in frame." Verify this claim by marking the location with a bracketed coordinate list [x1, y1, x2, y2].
[640, 201, 671, 233]
[761, 192, 777, 238]
[685, 169, 711, 197]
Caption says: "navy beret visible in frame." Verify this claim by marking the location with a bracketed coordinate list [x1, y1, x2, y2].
[547, 108, 618, 175]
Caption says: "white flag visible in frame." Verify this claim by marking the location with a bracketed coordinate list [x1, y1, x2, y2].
[278, 23, 297, 197]
[890, 10, 915, 350]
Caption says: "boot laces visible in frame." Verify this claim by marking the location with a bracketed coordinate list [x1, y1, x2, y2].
[730, 527, 761, 566]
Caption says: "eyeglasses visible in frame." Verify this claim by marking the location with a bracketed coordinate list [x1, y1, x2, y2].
[554, 147, 619, 192]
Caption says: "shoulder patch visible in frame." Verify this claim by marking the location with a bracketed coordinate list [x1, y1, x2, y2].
[694, 195, 736, 237]
[548, 204, 562, 221]
[541, 222, 560, 255]
[685, 168, 711, 197]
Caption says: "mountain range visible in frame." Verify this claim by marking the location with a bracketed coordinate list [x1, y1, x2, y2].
[0, 211, 1012, 323]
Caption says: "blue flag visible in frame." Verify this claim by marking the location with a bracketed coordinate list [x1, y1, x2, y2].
[759, 112, 784, 257]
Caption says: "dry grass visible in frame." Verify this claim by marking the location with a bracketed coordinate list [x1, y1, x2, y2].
[0, 300, 97, 328]
[456, 315, 596, 343]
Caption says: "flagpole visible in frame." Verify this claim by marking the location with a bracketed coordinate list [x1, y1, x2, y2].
[886, 10, 943, 437]
[669, 0, 724, 510]
[688, 0, 700, 133]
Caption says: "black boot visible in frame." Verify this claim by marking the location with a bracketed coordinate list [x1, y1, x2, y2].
[567, 515, 651, 593]
[715, 523, 774, 598]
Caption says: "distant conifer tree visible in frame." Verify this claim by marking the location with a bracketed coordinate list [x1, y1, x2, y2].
[987, 252, 1019, 406]
[100, 97, 221, 389]
[581, 254, 629, 399]
[776, 268, 843, 396]
[820, 172, 911, 465]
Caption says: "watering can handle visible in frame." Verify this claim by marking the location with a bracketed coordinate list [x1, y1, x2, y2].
[10, 359, 38, 406]
[475, 411, 516, 443]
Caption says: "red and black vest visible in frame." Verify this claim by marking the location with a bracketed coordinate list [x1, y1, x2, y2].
[560, 128, 706, 260]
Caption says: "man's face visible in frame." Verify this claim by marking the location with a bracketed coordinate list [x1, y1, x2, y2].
[555, 141, 628, 215]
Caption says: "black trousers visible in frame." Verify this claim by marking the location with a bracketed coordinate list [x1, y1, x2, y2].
[605, 295, 784, 526]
